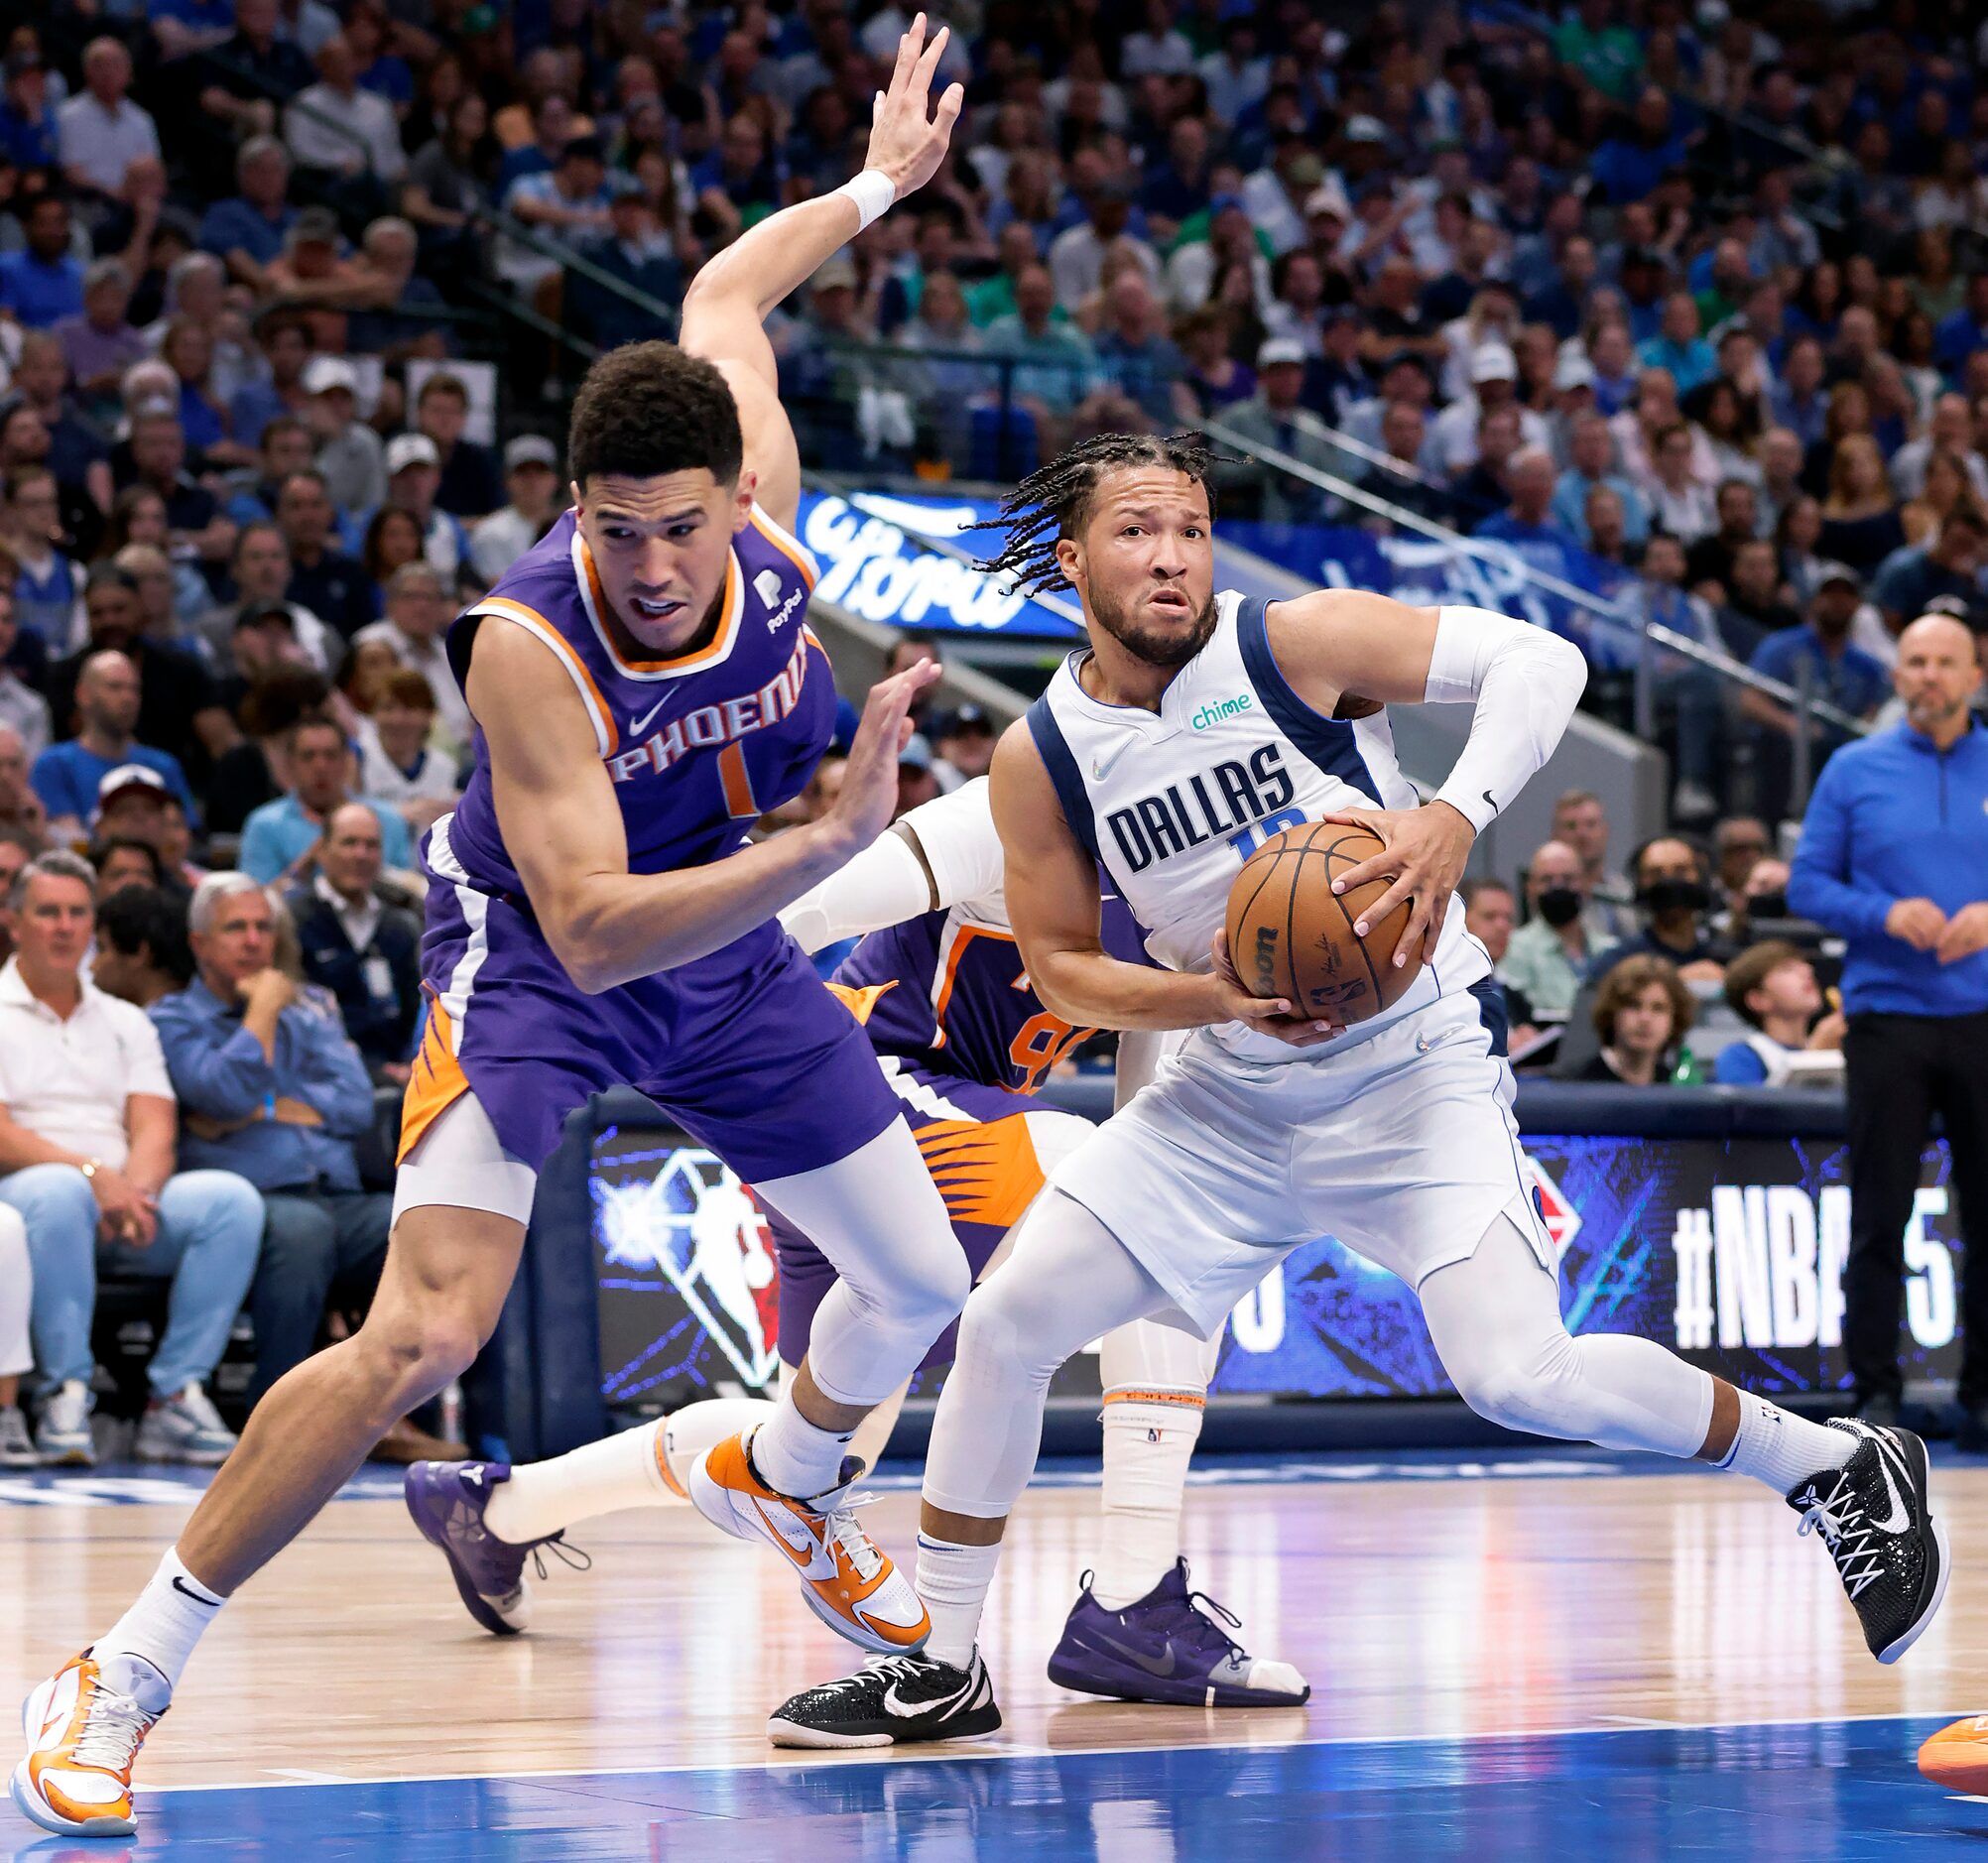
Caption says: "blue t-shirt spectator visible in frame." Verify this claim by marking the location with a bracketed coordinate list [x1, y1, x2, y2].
[238, 794, 413, 882]
[0, 100, 58, 170]
[0, 250, 84, 329]
[31, 741, 193, 825]
[1748, 626, 1890, 721]
[151, 977, 377, 1193]
[198, 198, 297, 271]
[1712, 1040, 1771, 1084]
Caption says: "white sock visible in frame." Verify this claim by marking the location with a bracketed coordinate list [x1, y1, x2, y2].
[750, 1392, 854, 1500]
[484, 1421, 676, 1545]
[91, 1549, 225, 1711]
[1716, 1394, 1853, 1494]
[1091, 1393, 1202, 1609]
[916, 1533, 1002, 1669]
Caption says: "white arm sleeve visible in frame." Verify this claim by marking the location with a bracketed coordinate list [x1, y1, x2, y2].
[778, 831, 932, 954]
[1424, 605, 1588, 835]
[777, 779, 1006, 953]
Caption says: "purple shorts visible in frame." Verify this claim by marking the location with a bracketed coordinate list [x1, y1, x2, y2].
[768, 1062, 1049, 1372]
[404, 866, 901, 1183]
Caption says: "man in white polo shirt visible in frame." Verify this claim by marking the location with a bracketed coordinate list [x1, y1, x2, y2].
[0, 852, 263, 1466]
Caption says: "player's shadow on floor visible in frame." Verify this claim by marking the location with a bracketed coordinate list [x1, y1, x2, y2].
[1042, 1700, 1314, 1751]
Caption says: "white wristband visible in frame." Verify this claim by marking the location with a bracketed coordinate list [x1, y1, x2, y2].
[832, 169, 898, 233]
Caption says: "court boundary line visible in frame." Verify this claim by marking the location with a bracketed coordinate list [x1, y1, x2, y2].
[147, 1706, 1963, 1796]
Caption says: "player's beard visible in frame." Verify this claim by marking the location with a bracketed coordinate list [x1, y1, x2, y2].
[1087, 582, 1218, 668]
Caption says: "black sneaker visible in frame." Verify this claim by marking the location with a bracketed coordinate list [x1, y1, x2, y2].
[1787, 1420, 1949, 1664]
[767, 1651, 1001, 1749]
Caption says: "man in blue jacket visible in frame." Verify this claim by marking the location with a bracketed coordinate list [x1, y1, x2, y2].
[1789, 613, 1988, 1434]
[151, 873, 392, 1409]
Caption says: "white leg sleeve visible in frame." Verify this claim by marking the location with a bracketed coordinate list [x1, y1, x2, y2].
[0, 1203, 30, 1379]
[1420, 1212, 1715, 1458]
[755, 1119, 970, 1411]
[923, 1189, 1178, 1520]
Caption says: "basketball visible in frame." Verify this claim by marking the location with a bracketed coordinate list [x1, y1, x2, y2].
[1224, 821, 1425, 1026]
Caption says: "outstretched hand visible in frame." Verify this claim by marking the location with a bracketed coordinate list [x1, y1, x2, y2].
[823, 659, 945, 855]
[864, 13, 965, 200]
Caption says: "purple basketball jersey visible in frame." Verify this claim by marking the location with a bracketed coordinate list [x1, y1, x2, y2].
[832, 894, 1150, 1097]
[443, 504, 831, 897]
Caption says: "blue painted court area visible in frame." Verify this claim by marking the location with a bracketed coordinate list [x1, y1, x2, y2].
[4, 1717, 1974, 1861]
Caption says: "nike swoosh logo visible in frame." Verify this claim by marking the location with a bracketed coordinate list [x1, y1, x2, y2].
[1482, 789, 1497, 811]
[1090, 742, 1132, 782]
[1867, 1431, 1913, 1534]
[630, 696, 672, 738]
[883, 1675, 972, 1718]
[171, 1575, 220, 1607]
[751, 1498, 836, 1579]
[1095, 1631, 1177, 1677]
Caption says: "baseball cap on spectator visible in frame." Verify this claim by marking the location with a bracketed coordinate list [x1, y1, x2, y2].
[937, 702, 993, 740]
[1305, 182, 1351, 222]
[1383, 349, 1435, 384]
[560, 135, 606, 167]
[813, 256, 858, 294]
[1553, 353, 1597, 392]
[1815, 561, 1861, 592]
[1257, 336, 1306, 369]
[1208, 191, 1247, 219]
[234, 599, 296, 634]
[303, 356, 359, 397]
[96, 764, 169, 813]
[899, 732, 933, 773]
[1470, 344, 1519, 385]
[505, 435, 558, 471]
[386, 434, 440, 475]
[292, 206, 340, 248]
[1285, 153, 1324, 189]
[1621, 245, 1668, 275]
[1343, 115, 1388, 144]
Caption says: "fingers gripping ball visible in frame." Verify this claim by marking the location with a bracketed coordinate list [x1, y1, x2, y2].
[1225, 822, 1425, 1026]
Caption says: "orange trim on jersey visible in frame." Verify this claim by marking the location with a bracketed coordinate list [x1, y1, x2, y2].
[914, 1112, 1045, 1230]
[1102, 1388, 1208, 1409]
[748, 506, 819, 589]
[824, 979, 898, 1025]
[931, 924, 1018, 1055]
[397, 995, 470, 1163]
[580, 533, 744, 677]
[476, 595, 620, 756]
[717, 739, 758, 817]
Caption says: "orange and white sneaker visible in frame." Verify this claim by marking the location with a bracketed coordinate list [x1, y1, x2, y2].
[1919, 1714, 1988, 1794]
[11, 1650, 161, 1837]
[688, 1428, 930, 1656]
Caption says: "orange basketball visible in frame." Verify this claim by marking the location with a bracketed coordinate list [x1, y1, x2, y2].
[1223, 821, 1425, 1026]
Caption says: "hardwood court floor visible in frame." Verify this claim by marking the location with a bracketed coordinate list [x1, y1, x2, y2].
[2, 1452, 1983, 1801]
[3, 1463, 1988, 1852]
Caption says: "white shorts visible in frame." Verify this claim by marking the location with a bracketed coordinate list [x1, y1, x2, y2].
[1050, 986, 1552, 1336]
[392, 1089, 540, 1228]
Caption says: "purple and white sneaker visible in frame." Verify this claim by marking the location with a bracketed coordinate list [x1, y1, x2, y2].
[1047, 1559, 1309, 1707]
[404, 1460, 581, 1637]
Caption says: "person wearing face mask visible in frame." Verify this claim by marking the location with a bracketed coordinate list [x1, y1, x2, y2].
[1790, 614, 1988, 1437]
[1712, 940, 1845, 1086]
[1499, 838, 1618, 1022]
[1588, 834, 1730, 985]
[1572, 953, 1696, 1084]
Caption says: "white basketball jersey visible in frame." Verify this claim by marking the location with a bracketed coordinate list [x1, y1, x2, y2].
[1028, 589, 1490, 1062]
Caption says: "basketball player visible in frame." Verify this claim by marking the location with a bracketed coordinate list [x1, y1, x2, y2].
[12, 24, 973, 1836]
[407, 777, 1307, 1708]
[765, 434, 1949, 1748]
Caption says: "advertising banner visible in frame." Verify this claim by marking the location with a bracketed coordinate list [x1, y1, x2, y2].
[593, 1121, 1961, 1411]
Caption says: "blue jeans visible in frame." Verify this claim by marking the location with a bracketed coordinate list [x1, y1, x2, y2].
[0, 1165, 264, 1400]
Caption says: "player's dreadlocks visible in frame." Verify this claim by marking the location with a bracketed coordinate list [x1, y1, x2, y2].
[968, 433, 1222, 595]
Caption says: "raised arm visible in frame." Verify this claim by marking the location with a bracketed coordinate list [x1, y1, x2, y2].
[1263, 590, 1588, 963]
[472, 621, 938, 993]
[990, 723, 1297, 1036]
[677, 13, 961, 531]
